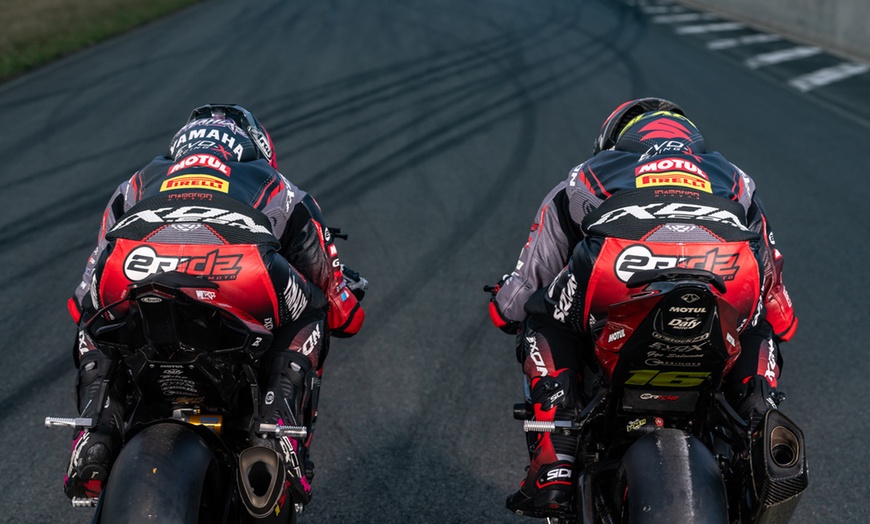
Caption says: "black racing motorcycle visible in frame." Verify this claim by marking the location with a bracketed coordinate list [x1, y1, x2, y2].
[509, 268, 808, 523]
[47, 271, 316, 523]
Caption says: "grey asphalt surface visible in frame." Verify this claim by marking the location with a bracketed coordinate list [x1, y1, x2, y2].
[1, 0, 868, 522]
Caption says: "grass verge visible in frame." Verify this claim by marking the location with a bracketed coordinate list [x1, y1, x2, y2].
[0, 0, 203, 81]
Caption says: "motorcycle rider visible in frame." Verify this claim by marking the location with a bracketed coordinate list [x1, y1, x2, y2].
[488, 98, 797, 517]
[62, 104, 368, 511]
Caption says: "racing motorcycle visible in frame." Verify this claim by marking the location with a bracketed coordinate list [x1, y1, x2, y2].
[47, 271, 316, 523]
[505, 264, 809, 523]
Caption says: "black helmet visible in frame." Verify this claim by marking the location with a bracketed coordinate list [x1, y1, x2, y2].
[169, 104, 277, 168]
[592, 97, 686, 156]
[614, 110, 706, 155]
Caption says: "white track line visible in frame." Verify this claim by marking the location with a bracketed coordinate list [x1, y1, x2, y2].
[676, 22, 745, 35]
[789, 63, 870, 92]
[652, 13, 717, 23]
[745, 46, 822, 69]
[708, 34, 783, 50]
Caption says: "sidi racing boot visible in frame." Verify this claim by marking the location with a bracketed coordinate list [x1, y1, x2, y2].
[507, 370, 580, 517]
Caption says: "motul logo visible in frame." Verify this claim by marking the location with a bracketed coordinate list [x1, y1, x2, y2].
[168, 154, 231, 176]
[636, 158, 708, 179]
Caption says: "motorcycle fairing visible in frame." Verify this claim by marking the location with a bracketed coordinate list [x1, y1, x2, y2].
[585, 238, 758, 415]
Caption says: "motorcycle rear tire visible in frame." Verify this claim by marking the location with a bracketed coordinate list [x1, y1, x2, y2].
[621, 429, 728, 524]
[97, 422, 224, 524]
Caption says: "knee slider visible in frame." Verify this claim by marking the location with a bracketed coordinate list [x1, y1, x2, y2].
[531, 371, 580, 411]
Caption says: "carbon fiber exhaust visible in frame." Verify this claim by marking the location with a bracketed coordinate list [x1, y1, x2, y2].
[750, 409, 809, 524]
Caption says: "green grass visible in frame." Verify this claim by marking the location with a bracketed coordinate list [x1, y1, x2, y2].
[0, 0, 203, 81]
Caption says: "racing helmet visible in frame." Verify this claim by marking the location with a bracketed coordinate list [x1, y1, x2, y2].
[592, 97, 688, 155]
[169, 104, 278, 168]
[613, 109, 706, 155]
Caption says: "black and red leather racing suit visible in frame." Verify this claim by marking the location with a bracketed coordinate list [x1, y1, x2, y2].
[65, 153, 364, 501]
[490, 148, 797, 498]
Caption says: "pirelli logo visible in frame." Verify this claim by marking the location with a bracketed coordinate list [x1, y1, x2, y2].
[160, 174, 229, 193]
[636, 173, 711, 193]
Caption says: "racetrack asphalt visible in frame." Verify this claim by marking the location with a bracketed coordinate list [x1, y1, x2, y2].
[1, 0, 868, 522]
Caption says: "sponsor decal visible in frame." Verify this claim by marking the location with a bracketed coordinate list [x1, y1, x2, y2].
[614, 244, 740, 283]
[764, 338, 778, 382]
[668, 318, 703, 330]
[669, 306, 706, 313]
[607, 328, 626, 342]
[649, 342, 704, 353]
[652, 331, 710, 344]
[637, 173, 711, 193]
[112, 206, 272, 235]
[549, 273, 578, 323]
[170, 126, 245, 161]
[636, 157, 708, 179]
[196, 290, 216, 301]
[640, 392, 680, 401]
[160, 174, 229, 193]
[300, 324, 322, 356]
[680, 293, 701, 303]
[645, 357, 702, 368]
[627, 418, 648, 432]
[167, 154, 231, 176]
[167, 192, 214, 201]
[589, 202, 747, 231]
[526, 335, 548, 376]
[123, 245, 243, 281]
[283, 275, 309, 320]
[639, 140, 692, 161]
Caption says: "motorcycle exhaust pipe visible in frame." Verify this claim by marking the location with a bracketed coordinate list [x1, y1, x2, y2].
[237, 446, 286, 519]
[750, 409, 809, 524]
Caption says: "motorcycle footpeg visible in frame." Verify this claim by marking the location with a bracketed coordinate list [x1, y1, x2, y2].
[237, 446, 286, 519]
[70, 497, 99, 508]
[44, 417, 94, 430]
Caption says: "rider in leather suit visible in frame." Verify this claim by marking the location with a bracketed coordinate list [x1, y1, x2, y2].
[489, 98, 797, 517]
[63, 104, 368, 511]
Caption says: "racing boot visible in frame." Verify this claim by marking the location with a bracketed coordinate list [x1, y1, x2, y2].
[507, 370, 580, 517]
[64, 349, 124, 500]
[735, 375, 784, 434]
[258, 348, 320, 505]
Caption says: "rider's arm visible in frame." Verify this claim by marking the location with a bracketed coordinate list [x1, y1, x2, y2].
[491, 166, 596, 329]
[268, 177, 363, 337]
